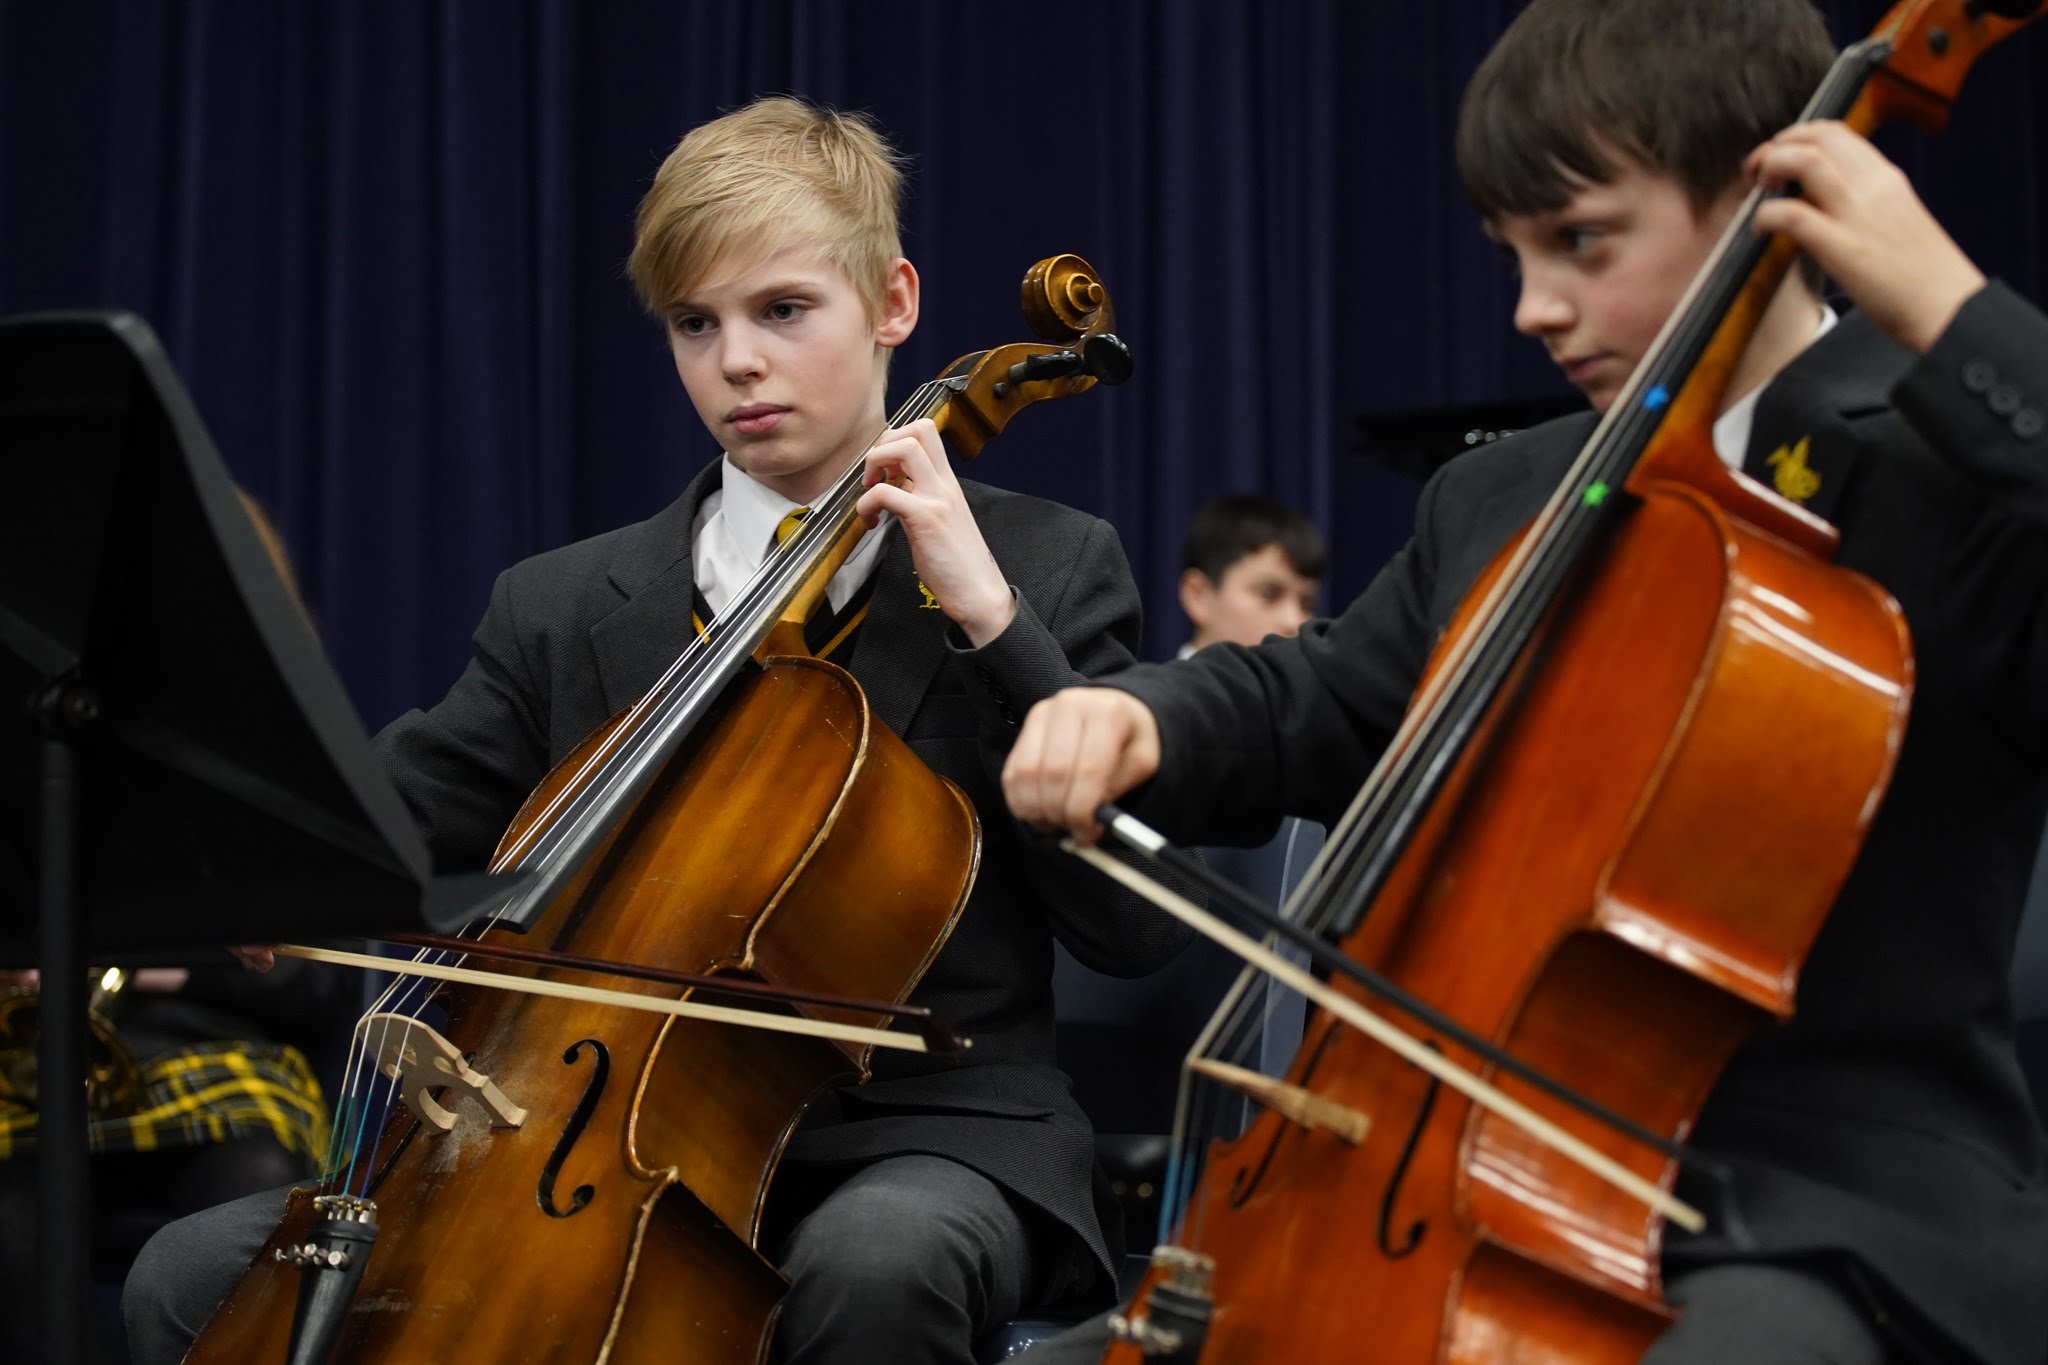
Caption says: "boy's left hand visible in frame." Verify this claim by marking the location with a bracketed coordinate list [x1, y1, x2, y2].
[1749, 120, 1985, 354]
[857, 419, 1016, 647]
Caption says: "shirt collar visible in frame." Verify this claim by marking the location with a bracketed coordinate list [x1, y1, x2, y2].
[1712, 303, 1839, 469]
[716, 454, 812, 559]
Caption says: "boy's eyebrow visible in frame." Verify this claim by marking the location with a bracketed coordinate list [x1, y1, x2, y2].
[670, 277, 827, 312]
[747, 278, 825, 300]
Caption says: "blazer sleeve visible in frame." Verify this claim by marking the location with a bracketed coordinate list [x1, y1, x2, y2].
[374, 567, 552, 872]
[1110, 466, 1450, 847]
[1895, 281, 2048, 529]
[946, 514, 1199, 976]
[1891, 279, 2048, 728]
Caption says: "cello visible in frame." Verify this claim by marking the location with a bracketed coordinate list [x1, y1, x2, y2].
[184, 255, 1131, 1363]
[1070, 3, 2043, 1360]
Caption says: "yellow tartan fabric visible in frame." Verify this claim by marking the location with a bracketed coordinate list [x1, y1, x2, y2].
[0, 1041, 330, 1161]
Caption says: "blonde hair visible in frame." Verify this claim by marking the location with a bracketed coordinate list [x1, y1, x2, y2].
[629, 96, 906, 321]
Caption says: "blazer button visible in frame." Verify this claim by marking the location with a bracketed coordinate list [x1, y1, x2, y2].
[1989, 384, 2022, 417]
[1962, 358, 1997, 394]
[2016, 408, 2045, 441]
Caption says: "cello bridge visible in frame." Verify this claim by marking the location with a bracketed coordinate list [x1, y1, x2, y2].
[360, 1012, 526, 1132]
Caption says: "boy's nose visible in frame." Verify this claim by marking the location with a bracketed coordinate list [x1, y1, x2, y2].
[720, 330, 767, 383]
[1512, 276, 1574, 339]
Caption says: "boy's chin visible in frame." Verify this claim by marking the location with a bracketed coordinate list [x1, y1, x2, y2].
[731, 444, 830, 480]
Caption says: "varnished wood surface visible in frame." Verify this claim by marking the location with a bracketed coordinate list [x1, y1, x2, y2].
[187, 659, 979, 1363]
[1111, 488, 1907, 1364]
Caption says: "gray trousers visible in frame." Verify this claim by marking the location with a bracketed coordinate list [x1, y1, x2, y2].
[1015, 1261, 1899, 1364]
[123, 1152, 1041, 1365]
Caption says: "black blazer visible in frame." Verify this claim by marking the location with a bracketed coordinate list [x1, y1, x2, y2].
[374, 463, 1192, 1302]
[1113, 283, 2048, 1365]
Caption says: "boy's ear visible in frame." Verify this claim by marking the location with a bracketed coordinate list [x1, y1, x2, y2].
[1178, 567, 1216, 632]
[875, 258, 919, 348]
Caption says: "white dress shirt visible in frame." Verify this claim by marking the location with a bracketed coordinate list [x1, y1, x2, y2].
[691, 455, 887, 618]
[1711, 304, 1839, 468]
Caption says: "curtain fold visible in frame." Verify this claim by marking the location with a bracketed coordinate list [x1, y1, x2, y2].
[1, 0, 2041, 724]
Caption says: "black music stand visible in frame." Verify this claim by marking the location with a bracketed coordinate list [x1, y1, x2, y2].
[0, 311, 521, 1364]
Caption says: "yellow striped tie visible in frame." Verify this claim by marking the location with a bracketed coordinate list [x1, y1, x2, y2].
[775, 507, 810, 548]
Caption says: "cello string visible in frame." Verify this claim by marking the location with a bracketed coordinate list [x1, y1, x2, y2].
[344, 971, 453, 1198]
[1275, 48, 1877, 953]
[1069, 839, 1708, 1229]
[329, 924, 514, 1195]
[321, 944, 452, 1190]
[424, 376, 946, 903]
[320, 378, 963, 1196]
[321, 963, 427, 1185]
[480, 378, 954, 897]
[1153, 831, 1323, 1243]
[1161, 831, 1327, 1246]
[1134, 50, 1883, 1263]
[323, 351, 1065, 1193]
[343, 386, 945, 988]
[505, 375, 948, 862]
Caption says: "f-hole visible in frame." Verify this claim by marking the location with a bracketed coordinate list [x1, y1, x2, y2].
[1227, 1024, 1345, 1208]
[538, 1038, 609, 1218]
[1376, 1041, 1442, 1260]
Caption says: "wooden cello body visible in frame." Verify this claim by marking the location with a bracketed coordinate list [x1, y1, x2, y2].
[191, 659, 979, 1362]
[1120, 471, 1909, 1363]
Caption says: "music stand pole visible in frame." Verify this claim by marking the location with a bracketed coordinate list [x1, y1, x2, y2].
[34, 686, 92, 1364]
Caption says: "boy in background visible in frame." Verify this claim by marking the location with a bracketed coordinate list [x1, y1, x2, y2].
[1175, 494, 1323, 656]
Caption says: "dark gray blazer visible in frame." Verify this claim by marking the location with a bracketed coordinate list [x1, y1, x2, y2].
[374, 464, 1192, 1304]
[1112, 283, 2048, 1365]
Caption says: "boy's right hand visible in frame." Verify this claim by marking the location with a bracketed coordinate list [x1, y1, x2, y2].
[1001, 688, 1161, 844]
[1749, 121, 1985, 354]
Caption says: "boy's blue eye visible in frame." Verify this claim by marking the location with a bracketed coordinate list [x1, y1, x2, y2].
[768, 301, 804, 322]
[1559, 226, 1600, 254]
[672, 314, 710, 336]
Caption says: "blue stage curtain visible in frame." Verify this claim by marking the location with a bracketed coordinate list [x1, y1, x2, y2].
[1, 1, 2042, 723]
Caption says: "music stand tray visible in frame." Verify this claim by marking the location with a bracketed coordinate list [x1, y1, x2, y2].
[0, 310, 519, 1363]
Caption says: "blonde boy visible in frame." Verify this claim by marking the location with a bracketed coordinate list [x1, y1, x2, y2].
[124, 97, 1185, 1365]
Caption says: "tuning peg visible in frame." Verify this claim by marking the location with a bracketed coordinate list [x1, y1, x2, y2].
[1005, 349, 1089, 388]
[1080, 333, 1134, 385]
[995, 334, 1137, 399]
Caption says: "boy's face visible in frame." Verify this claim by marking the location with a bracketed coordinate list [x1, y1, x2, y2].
[665, 243, 917, 503]
[1180, 544, 1320, 651]
[1487, 163, 1743, 414]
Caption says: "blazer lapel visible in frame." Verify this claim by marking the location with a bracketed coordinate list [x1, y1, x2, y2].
[847, 526, 952, 738]
[590, 463, 720, 716]
[1741, 311, 1903, 528]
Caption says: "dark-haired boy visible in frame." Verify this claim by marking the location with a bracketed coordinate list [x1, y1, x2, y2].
[1176, 494, 1324, 654]
[1005, 2, 2048, 1361]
